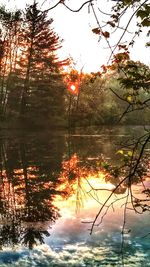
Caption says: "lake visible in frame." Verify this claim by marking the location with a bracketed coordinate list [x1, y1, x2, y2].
[0, 126, 150, 267]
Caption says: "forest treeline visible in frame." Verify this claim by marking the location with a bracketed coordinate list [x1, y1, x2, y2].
[0, 2, 150, 129]
[0, 2, 67, 128]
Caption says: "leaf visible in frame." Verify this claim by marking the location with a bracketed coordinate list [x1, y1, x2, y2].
[127, 95, 132, 102]
[101, 64, 107, 73]
[146, 42, 150, 47]
[102, 31, 110, 38]
[118, 44, 127, 50]
[92, 27, 100, 34]
[124, 0, 132, 4]
[116, 150, 124, 155]
[111, 14, 119, 22]
[107, 21, 115, 27]
[113, 52, 130, 63]
[127, 151, 133, 157]
[142, 18, 150, 27]
[101, 162, 109, 170]
[137, 10, 148, 19]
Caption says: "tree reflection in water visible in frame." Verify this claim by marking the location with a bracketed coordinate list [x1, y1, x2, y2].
[0, 131, 149, 255]
[0, 134, 66, 249]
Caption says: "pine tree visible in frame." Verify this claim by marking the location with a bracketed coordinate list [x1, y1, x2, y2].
[18, 1, 67, 126]
[0, 2, 68, 126]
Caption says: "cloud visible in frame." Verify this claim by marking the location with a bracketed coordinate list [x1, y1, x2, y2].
[0, 236, 149, 267]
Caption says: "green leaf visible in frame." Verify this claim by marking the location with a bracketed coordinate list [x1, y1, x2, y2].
[137, 10, 148, 19]
[146, 42, 150, 47]
[124, 0, 132, 5]
[116, 150, 124, 155]
[127, 95, 132, 102]
[142, 18, 150, 27]
[127, 151, 133, 157]
[101, 162, 110, 170]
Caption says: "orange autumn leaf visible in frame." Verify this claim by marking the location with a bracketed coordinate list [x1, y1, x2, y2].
[92, 27, 100, 34]
[102, 31, 110, 38]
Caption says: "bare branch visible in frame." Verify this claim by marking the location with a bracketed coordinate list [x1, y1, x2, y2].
[98, 8, 111, 16]
[109, 87, 129, 103]
[107, 0, 149, 62]
[117, 104, 130, 123]
[90, 132, 150, 234]
[43, 0, 94, 13]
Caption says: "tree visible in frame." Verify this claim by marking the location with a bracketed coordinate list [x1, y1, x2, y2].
[0, 7, 22, 118]
[16, 1, 68, 126]
[0, 133, 67, 249]
[0, 2, 68, 126]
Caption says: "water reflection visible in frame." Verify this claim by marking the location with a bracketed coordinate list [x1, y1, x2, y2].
[0, 133, 66, 250]
[0, 129, 149, 266]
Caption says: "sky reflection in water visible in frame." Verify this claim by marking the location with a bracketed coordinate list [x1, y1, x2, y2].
[0, 129, 150, 266]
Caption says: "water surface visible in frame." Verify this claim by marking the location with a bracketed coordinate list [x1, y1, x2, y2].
[0, 126, 150, 266]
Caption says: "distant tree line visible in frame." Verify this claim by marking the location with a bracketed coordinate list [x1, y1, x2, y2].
[66, 59, 150, 127]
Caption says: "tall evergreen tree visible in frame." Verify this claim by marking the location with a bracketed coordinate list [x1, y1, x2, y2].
[18, 1, 67, 126]
[0, 2, 68, 126]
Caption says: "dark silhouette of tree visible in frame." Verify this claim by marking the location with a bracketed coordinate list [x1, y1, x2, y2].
[17, 1, 67, 126]
[0, 2, 68, 126]
[21, 227, 50, 250]
[0, 133, 66, 249]
[0, 7, 22, 117]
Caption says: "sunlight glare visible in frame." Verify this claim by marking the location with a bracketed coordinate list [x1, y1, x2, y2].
[54, 154, 116, 217]
[70, 84, 76, 91]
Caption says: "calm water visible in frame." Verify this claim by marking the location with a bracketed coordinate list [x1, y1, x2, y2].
[0, 126, 150, 267]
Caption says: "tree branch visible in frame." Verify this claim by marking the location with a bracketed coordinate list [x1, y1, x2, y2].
[107, 0, 149, 63]
[90, 132, 150, 234]
[44, 0, 94, 13]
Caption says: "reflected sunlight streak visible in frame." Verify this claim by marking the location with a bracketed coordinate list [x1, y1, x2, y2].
[54, 154, 116, 218]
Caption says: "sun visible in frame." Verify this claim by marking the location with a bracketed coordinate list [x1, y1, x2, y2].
[70, 84, 76, 91]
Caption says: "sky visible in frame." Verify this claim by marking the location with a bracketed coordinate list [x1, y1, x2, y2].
[1, 0, 150, 73]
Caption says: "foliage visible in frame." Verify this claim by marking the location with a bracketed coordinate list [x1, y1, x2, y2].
[0, 133, 66, 248]
[63, 60, 150, 126]
[0, 2, 68, 127]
